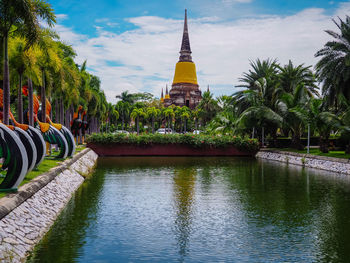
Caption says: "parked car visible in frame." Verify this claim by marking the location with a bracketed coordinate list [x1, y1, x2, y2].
[193, 130, 201, 134]
[113, 130, 129, 134]
[156, 128, 174, 134]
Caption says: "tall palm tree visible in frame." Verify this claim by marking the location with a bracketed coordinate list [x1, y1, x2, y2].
[116, 101, 131, 130]
[197, 91, 219, 125]
[192, 108, 202, 130]
[181, 107, 191, 133]
[315, 16, 350, 108]
[163, 108, 175, 133]
[116, 91, 135, 104]
[307, 98, 340, 153]
[147, 107, 160, 133]
[36, 29, 62, 123]
[130, 108, 146, 135]
[277, 60, 319, 96]
[0, 0, 55, 124]
[235, 58, 279, 114]
[9, 36, 39, 123]
[234, 58, 282, 144]
[277, 85, 310, 149]
[236, 77, 283, 145]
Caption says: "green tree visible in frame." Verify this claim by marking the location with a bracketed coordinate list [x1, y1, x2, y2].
[146, 107, 160, 134]
[315, 16, 350, 108]
[192, 108, 202, 130]
[131, 108, 146, 135]
[0, 0, 55, 124]
[163, 108, 175, 133]
[277, 60, 318, 96]
[8, 36, 40, 122]
[197, 91, 219, 125]
[116, 91, 135, 104]
[307, 98, 340, 153]
[277, 85, 310, 149]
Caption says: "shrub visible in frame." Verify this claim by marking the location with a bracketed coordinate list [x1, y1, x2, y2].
[86, 133, 260, 153]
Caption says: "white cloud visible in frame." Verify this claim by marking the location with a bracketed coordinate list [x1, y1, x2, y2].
[55, 3, 347, 103]
[56, 14, 68, 21]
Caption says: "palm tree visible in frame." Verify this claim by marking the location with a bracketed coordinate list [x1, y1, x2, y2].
[0, 0, 55, 124]
[307, 98, 340, 153]
[130, 108, 146, 135]
[116, 101, 131, 130]
[116, 91, 135, 104]
[163, 108, 175, 133]
[277, 60, 319, 96]
[8, 36, 39, 123]
[235, 76, 282, 145]
[315, 16, 350, 108]
[192, 108, 202, 130]
[277, 85, 310, 149]
[197, 91, 219, 125]
[234, 59, 283, 145]
[36, 29, 62, 123]
[206, 110, 237, 135]
[147, 107, 160, 133]
[181, 107, 191, 133]
[235, 58, 279, 113]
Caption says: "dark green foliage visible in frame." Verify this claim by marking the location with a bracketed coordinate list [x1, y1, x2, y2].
[86, 133, 259, 152]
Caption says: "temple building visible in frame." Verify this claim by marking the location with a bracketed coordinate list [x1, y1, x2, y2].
[161, 9, 202, 109]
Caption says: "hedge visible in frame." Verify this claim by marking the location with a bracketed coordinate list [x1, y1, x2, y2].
[86, 133, 260, 153]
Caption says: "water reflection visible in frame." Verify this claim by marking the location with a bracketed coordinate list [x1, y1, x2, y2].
[27, 167, 107, 262]
[28, 157, 350, 262]
[172, 167, 196, 261]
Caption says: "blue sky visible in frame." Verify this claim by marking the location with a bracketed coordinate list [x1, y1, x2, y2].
[49, 0, 350, 102]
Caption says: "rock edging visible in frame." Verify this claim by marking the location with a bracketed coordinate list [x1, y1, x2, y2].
[0, 148, 98, 263]
[256, 149, 350, 174]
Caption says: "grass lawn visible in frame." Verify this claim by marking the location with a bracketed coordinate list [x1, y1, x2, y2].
[279, 148, 350, 159]
[0, 145, 86, 199]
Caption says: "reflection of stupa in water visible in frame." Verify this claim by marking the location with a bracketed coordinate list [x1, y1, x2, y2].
[161, 9, 202, 109]
[172, 167, 197, 258]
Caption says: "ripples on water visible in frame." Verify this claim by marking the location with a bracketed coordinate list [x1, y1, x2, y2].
[28, 157, 350, 262]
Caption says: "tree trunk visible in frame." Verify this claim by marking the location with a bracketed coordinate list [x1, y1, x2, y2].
[3, 35, 10, 125]
[137, 117, 139, 135]
[345, 142, 350, 154]
[152, 117, 155, 134]
[41, 69, 46, 123]
[28, 78, 34, 126]
[55, 99, 59, 123]
[60, 97, 64, 125]
[184, 119, 187, 133]
[65, 107, 70, 128]
[17, 73, 23, 123]
[291, 130, 304, 150]
[320, 136, 329, 153]
[307, 124, 310, 154]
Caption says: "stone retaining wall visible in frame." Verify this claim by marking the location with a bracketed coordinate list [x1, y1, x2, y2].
[0, 148, 98, 263]
[256, 150, 350, 174]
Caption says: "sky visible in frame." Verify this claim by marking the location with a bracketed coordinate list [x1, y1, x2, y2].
[49, 0, 350, 103]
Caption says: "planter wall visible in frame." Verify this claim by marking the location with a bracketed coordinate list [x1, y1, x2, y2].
[87, 143, 256, 157]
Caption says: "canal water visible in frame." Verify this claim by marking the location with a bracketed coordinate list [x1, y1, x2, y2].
[28, 157, 350, 262]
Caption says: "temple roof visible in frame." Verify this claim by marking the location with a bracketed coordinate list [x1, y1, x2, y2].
[179, 9, 192, 62]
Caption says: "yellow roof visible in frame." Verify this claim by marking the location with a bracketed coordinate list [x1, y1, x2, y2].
[173, 61, 198, 85]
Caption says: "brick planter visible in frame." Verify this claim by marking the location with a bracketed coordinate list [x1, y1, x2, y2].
[87, 143, 256, 157]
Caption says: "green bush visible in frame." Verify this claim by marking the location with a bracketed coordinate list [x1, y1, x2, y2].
[86, 133, 259, 152]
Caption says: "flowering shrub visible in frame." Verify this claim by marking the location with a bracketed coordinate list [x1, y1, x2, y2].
[86, 133, 259, 153]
